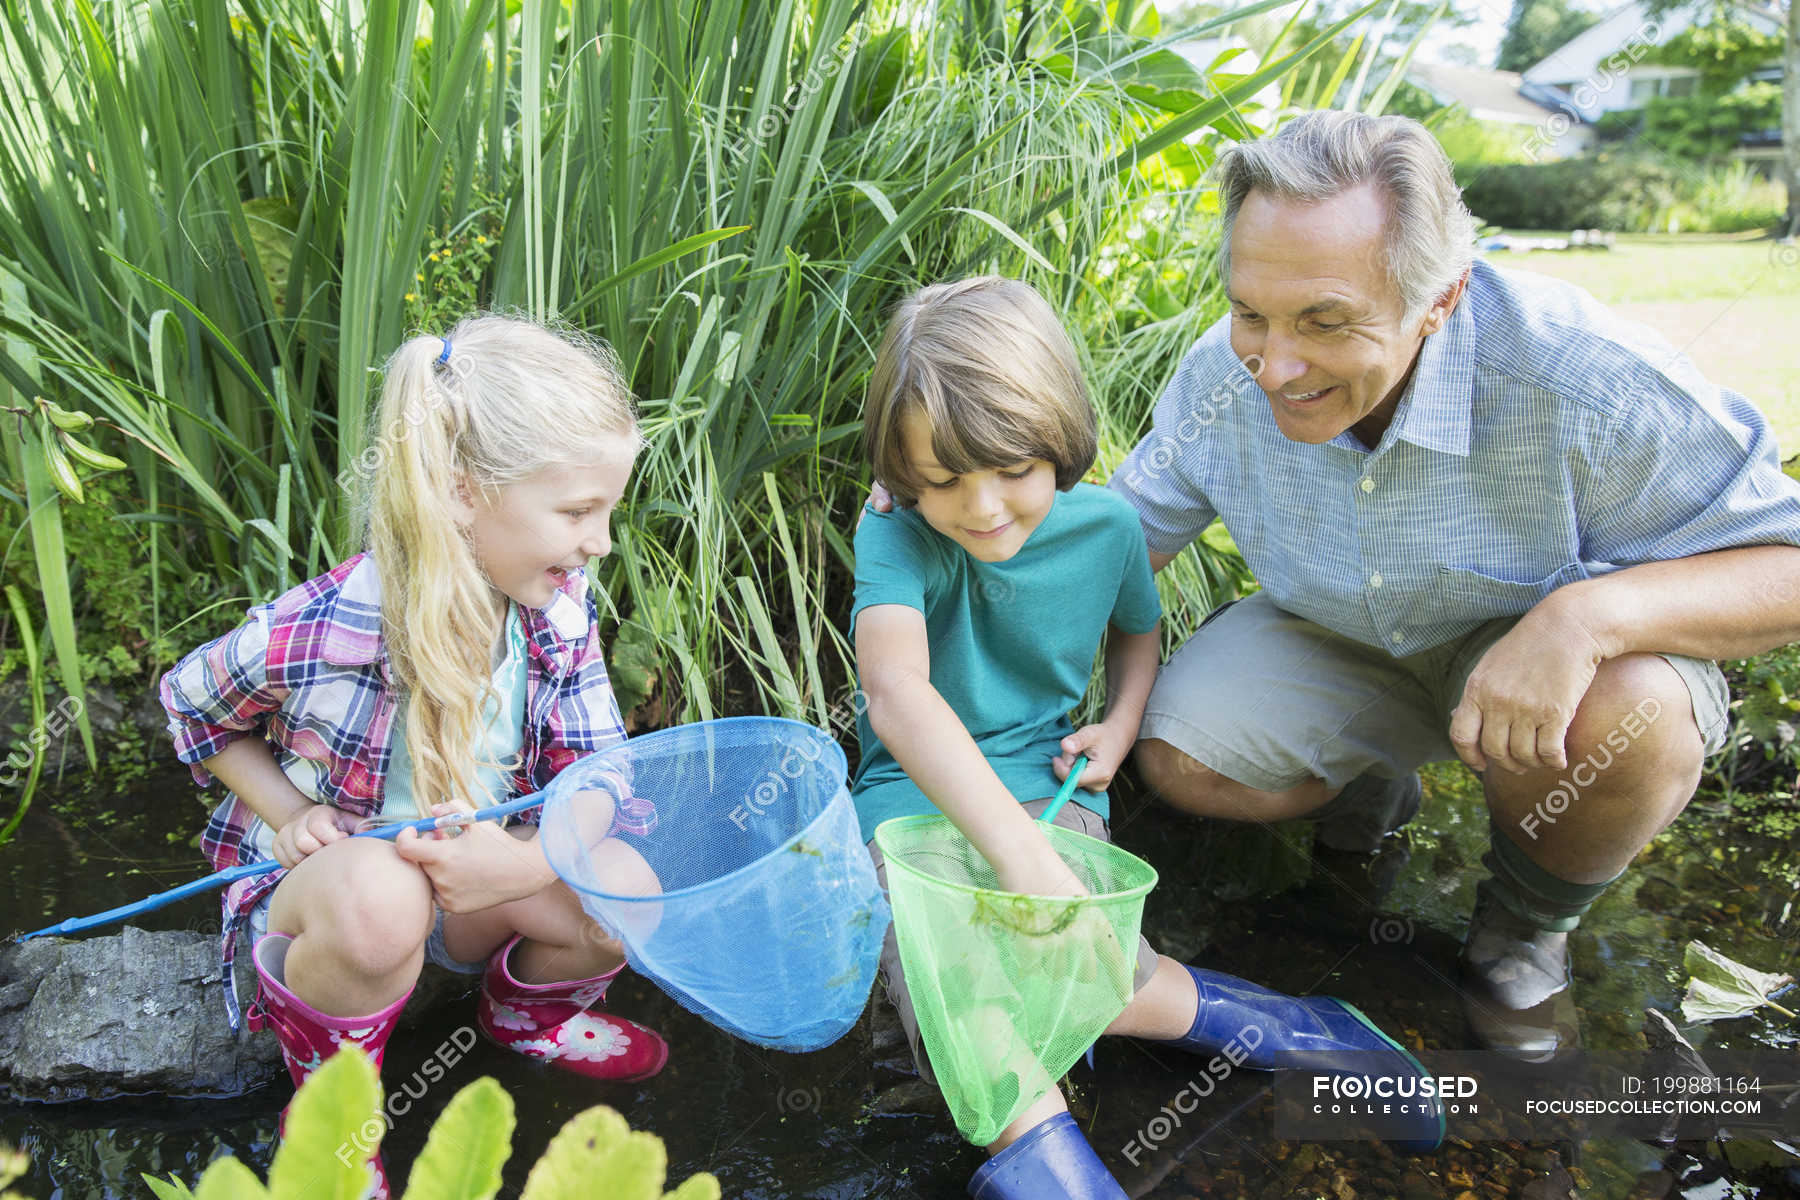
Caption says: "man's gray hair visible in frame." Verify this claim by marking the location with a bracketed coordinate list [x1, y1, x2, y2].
[1214, 111, 1478, 320]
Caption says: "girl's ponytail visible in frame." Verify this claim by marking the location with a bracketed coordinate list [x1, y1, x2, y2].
[362, 316, 637, 816]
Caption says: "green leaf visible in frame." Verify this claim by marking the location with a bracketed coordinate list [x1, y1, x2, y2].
[141, 1175, 199, 1200]
[1, 1147, 32, 1193]
[945, 208, 1055, 273]
[565, 226, 752, 314]
[398, 1077, 514, 1200]
[1, 270, 95, 765]
[519, 1107, 663, 1200]
[1680, 940, 1797, 1022]
[0, 586, 44, 845]
[664, 1176, 722, 1200]
[193, 1156, 271, 1200]
[266, 1047, 383, 1200]
[609, 620, 663, 725]
[239, 197, 300, 318]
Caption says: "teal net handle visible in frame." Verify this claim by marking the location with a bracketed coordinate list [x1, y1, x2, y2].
[1036, 755, 1088, 825]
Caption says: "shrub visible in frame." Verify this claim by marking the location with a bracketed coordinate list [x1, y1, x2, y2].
[1456, 153, 1684, 230]
[1456, 154, 1783, 233]
[1637, 82, 1784, 163]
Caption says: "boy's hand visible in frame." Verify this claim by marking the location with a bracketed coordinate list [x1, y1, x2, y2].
[1052, 722, 1133, 791]
[271, 805, 360, 869]
[989, 821, 1089, 899]
[980, 879, 1134, 1000]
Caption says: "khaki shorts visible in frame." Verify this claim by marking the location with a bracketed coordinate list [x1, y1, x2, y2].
[866, 797, 1161, 1085]
[1140, 591, 1731, 793]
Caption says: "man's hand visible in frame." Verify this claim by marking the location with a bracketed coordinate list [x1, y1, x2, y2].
[394, 805, 554, 913]
[271, 805, 360, 869]
[855, 481, 896, 530]
[1449, 595, 1608, 775]
[1052, 722, 1133, 791]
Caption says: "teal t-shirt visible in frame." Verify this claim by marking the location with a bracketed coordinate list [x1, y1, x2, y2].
[382, 605, 530, 819]
[849, 482, 1162, 841]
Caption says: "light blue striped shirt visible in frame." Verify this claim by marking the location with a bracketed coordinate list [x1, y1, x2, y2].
[1110, 259, 1800, 656]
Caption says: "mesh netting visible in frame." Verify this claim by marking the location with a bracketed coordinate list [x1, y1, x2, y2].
[540, 717, 889, 1052]
[874, 813, 1158, 1145]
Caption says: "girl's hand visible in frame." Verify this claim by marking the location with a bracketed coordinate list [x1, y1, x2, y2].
[1051, 723, 1132, 791]
[271, 805, 360, 869]
[394, 805, 553, 914]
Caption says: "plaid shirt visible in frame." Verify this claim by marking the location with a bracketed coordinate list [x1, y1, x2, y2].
[160, 552, 632, 1027]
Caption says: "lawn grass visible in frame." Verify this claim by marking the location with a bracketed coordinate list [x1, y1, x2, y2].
[1483, 233, 1800, 458]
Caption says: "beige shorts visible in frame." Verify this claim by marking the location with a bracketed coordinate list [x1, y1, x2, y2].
[866, 796, 1161, 1085]
[1140, 591, 1731, 792]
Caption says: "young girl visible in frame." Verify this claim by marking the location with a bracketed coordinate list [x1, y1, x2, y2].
[852, 278, 1439, 1199]
[160, 317, 666, 1173]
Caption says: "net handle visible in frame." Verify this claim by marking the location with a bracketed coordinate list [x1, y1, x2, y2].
[1036, 755, 1088, 826]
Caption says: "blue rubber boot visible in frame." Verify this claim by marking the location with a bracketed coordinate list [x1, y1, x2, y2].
[1161, 965, 1444, 1151]
[967, 1112, 1127, 1200]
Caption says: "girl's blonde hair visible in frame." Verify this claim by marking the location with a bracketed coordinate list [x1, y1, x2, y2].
[863, 276, 1096, 507]
[361, 314, 639, 815]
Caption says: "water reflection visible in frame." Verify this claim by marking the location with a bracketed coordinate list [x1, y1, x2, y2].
[2, 762, 1795, 1197]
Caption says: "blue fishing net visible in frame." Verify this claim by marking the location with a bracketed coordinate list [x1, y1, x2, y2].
[539, 717, 889, 1052]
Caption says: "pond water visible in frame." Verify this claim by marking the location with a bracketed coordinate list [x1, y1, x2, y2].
[1, 760, 1795, 1198]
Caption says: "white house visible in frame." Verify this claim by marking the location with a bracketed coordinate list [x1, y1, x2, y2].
[1403, 2, 1785, 165]
[1408, 61, 1595, 157]
[1519, 1, 1784, 126]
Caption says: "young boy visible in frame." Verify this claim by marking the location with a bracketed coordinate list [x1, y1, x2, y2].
[851, 277, 1440, 1198]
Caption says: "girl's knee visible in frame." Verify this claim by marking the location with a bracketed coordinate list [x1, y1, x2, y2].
[278, 841, 434, 973]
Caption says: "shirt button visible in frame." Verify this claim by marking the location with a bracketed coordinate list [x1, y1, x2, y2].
[1390, 629, 1405, 645]
[1360, 477, 1376, 493]
[1368, 572, 1383, 589]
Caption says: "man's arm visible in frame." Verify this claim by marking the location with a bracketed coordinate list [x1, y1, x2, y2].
[1149, 549, 1176, 574]
[856, 603, 1081, 896]
[1561, 544, 1800, 662]
[1450, 544, 1800, 775]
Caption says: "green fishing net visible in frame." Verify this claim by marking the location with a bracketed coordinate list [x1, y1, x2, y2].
[873, 813, 1159, 1145]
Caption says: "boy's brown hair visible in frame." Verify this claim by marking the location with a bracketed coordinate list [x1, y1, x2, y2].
[863, 276, 1097, 506]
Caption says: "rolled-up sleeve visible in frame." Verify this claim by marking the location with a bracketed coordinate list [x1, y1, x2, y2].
[160, 609, 286, 787]
[1109, 328, 1232, 557]
[1579, 371, 1800, 568]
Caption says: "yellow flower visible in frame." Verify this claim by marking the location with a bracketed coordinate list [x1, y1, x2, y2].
[428, 252, 440, 262]
[415, 272, 424, 282]
[404, 292, 417, 302]
[476, 235, 488, 245]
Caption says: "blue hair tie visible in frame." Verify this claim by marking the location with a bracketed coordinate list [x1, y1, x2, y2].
[436, 337, 453, 365]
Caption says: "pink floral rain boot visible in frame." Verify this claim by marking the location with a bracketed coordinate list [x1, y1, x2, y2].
[251, 933, 412, 1199]
[476, 934, 669, 1081]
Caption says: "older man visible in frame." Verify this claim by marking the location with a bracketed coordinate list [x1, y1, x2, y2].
[1115, 110, 1800, 1058]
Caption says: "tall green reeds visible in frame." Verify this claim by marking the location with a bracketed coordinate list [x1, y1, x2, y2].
[0, 0, 1377, 748]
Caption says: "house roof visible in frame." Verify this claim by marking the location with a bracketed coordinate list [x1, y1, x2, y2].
[1522, 1, 1786, 86]
[1407, 61, 1576, 125]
